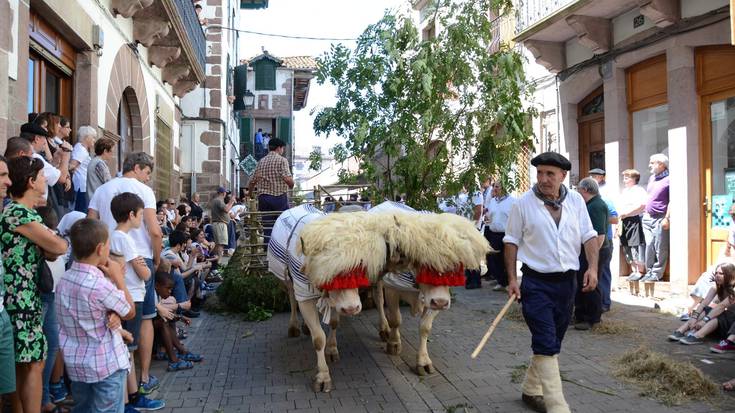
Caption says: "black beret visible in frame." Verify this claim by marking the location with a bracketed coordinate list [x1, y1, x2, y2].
[20, 122, 48, 137]
[531, 152, 571, 171]
[589, 168, 606, 176]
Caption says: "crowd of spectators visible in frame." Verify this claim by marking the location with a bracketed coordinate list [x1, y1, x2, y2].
[0, 112, 239, 412]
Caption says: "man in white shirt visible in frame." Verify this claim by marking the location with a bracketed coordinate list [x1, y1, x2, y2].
[87, 152, 163, 396]
[69, 126, 96, 213]
[503, 152, 598, 413]
[483, 180, 516, 291]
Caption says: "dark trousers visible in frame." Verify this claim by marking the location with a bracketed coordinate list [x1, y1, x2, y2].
[485, 229, 508, 286]
[574, 246, 611, 324]
[227, 220, 237, 249]
[258, 193, 289, 243]
[520, 265, 576, 355]
[465, 269, 481, 288]
[74, 190, 88, 213]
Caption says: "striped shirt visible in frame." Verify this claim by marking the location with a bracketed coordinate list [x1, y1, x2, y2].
[56, 262, 131, 383]
[252, 152, 291, 196]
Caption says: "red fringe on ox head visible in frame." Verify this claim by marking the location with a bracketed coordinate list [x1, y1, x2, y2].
[318, 267, 371, 291]
[415, 265, 466, 287]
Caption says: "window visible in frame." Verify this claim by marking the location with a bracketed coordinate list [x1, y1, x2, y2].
[632, 104, 669, 184]
[28, 11, 75, 121]
[155, 116, 173, 198]
[254, 60, 277, 90]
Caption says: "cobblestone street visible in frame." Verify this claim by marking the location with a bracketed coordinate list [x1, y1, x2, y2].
[147, 282, 735, 413]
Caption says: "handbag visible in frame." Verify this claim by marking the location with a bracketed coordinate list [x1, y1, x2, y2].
[37, 256, 54, 294]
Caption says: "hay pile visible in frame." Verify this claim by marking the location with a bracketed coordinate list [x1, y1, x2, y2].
[590, 319, 639, 336]
[612, 347, 718, 406]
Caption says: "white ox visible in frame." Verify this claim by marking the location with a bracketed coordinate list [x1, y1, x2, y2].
[369, 201, 490, 375]
[268, 204, 392, 392]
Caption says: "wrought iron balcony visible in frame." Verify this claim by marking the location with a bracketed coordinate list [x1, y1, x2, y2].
[515, 0, 579, 35]
[174, 0, 206, 75]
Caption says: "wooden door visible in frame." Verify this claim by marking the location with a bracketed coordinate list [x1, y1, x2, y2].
[698, 46, 735, 277]
[578, 87, 605, 177]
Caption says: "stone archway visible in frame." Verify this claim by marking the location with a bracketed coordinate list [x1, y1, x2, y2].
[104, 45, 150, 154]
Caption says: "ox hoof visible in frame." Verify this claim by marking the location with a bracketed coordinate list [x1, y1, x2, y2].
[302, 323, 311, 336]
[416, 363, 436, 376]
[288, 326, 301, 338]
[326, 348, 340, 363]
[386, 342, 402, 355]
[313, 376, 332, 393]
[378, 328, 390, 342]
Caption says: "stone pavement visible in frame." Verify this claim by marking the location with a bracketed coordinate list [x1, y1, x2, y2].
[148, 282, 735, 413]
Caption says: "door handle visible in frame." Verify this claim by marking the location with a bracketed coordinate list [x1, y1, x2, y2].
[703, 196, 710, 217]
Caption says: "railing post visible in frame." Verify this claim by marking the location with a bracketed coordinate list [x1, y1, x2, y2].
[248, 192, 258, 259]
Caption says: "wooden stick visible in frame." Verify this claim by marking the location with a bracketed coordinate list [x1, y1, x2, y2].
[471, 294, 517, 359]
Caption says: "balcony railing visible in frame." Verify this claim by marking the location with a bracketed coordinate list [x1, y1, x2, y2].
[515, 0, 578, 35]
[175, 0, 206, 75]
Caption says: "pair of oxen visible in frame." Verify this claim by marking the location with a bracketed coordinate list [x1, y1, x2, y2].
[267, 201, 491, 392]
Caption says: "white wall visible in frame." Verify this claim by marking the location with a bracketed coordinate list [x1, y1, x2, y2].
[612, 7, 654, 45]
[681, 0, 728, 18]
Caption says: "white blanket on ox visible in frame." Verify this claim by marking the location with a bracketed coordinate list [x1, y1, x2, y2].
[267, 204, 325, 302]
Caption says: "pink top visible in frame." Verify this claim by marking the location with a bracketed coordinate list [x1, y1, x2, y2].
[56, 262, 131, 383]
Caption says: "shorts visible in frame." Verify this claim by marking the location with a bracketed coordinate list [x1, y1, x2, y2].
[212, 222, 229, 246]
[122, 302, 143, 351]
[142, 258, 157, 319]
[71, 369, 126, 413]
[0, 310, 16, 394]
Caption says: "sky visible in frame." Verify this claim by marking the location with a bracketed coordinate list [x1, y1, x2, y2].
[237, 0, 406, 157]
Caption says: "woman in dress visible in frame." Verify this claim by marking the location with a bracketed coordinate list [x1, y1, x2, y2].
[0, 156, 68, 412]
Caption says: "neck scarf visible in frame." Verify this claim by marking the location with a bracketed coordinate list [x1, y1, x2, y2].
[655, 169, 669, 180]
[533, 184, 567, 211]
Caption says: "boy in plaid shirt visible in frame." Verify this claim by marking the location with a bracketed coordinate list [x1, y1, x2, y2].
[56, 219, 135, 413]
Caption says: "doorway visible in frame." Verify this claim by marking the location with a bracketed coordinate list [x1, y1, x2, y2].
[700, 46, 735, 280]
[578, 86, 605, 177]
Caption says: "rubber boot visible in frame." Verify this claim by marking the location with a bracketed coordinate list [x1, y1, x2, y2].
[533, 354, 570, 413]
[521, 356, 546, 413]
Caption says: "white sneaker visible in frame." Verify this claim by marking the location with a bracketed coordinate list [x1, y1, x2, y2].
[493, 284, 505, 291]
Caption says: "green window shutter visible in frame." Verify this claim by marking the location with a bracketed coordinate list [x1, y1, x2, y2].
[255, 61, 276, 90]
[240, 117, 252, 156]
[278, 117, 291, 144]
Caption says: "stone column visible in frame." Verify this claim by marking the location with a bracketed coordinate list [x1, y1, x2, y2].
[666, 45, 700, 295]
[74, 51, 99, 131]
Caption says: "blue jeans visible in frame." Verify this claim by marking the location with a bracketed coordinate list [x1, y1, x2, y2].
[142, 258, 157, 319]
[71, 369, 126, 413]
[41, 292, 60, 405]
[258, 193, 289, 243]
[227, 220, 237, 250]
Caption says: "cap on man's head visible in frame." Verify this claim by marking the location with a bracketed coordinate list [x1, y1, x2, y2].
[589, 168, 606, 176]
[531, 152, 571, 171]
[217, 186, 227, 193]
[20, 122, 48, 138]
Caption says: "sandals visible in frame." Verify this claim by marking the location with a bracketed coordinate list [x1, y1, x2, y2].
[44, 404, 71, 413]
[167, 360, 194, 371]
[154, 351, 168, 361]
[178, 352, 203, 362]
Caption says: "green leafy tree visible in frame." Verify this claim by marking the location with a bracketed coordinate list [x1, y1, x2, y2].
[312, 0, 536, 210]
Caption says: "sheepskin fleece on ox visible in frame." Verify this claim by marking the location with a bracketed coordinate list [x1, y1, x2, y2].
[426, 213, 494, 270]
[297, 212, 388, 286]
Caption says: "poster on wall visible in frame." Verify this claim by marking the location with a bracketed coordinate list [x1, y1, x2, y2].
[712, 194, 734, 228]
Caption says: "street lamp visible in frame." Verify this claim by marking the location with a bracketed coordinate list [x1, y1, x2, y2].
[242, 90, 255, 110]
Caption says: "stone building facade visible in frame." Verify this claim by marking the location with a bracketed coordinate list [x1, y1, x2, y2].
[0, 0, 207, 201]
[514, 0, 734, 295]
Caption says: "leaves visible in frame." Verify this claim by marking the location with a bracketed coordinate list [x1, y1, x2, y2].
[313, 0, 532, 210]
